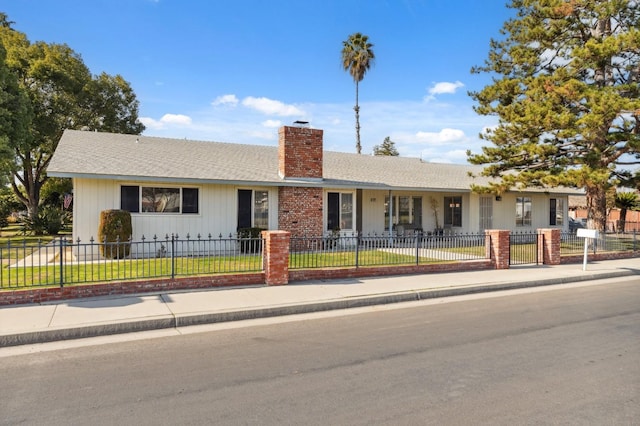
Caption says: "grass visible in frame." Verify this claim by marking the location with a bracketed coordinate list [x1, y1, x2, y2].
[1, 248, 442, 289]
[1, 253, 264, 289]
[289, 249, 432, 269]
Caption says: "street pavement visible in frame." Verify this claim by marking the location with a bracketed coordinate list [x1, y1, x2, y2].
[1, 258, 638, 347]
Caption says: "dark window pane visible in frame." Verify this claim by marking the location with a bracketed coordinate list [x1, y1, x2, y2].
[444, 196, 462, 227]
[238, 189, 252, 229]
[182, 188, 199, 214]
[549, 199, 557, 225]
[327, 192, 340, 231]
[121, 186, 139, 213]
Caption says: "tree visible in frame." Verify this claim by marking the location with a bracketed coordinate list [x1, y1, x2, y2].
[614, 191, 639, 232]
[468, 0, 640, 232]
[373, 136, 399, 156]
[0, 14, 144, 224]
[0, 40, 31, 190]
[341, 32, 375, 154]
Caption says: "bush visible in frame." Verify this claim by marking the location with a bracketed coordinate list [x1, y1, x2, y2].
[0, 193, 23, 229]
[238, 227, 264, 253]
[98, 210, 132, 259]
[0, 200, 10, 229]
[21, 206, 68, 235]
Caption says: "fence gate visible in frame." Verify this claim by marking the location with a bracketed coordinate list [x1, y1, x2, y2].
[509, 232, 540, 265]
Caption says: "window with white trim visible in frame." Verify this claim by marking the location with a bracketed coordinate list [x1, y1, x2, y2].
[444, 196, 462, 227]
[328, 192, 353, 231]
[384, 196, 423, 230]
[238, 189, 269, 229]
[516, 197, 532, 226]
[121, 186, 199, 214]
[549, 198, 564, 226]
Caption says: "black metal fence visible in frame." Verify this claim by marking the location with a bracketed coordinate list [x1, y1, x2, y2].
[561, 230, 638, 256]
[3, 229, 636, 290]
[0, 234, 264, 289]
[289, 232, 489, 270]
[606, 221, 640, 233]
[509, 232, 539, 265]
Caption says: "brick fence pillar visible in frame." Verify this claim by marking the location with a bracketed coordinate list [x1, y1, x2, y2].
[262, 230, 291, 285]
[538, 228, 561, 265]
[486, 229, 510, 269]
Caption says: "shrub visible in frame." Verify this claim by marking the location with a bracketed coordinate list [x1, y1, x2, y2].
[98, 210, 132, 259]
[21, 206, 68, 235]
[0, 199, 10, 229]
[238, 227, 264, 253]
[0, 193, 23, 229]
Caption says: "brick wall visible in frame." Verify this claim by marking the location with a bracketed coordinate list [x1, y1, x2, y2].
[278, 125, 323, 179]
[0, 273, 264, 306]
[278, 186, 323, 238]
[538, 228, 561, 265]
[486, 229, 510, 269]
[263, 230, 290, 285]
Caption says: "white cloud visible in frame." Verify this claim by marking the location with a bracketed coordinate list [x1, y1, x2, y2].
[139, 113, 192, 130]
[415, 128, 467, 145]
[141, 98, 495, 164]
[242, 96, 304, 116]
[160, 113, 192, 125]
[262, 119, 282, 128]
[425, 81, 465, 101]
[212, 94, 239, 107]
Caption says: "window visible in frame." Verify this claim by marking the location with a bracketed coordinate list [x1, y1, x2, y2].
[549, 198, 564, 226]
[121, 186, 198, 214]
[121, 186, 139, 213]
[327, 192, 353, 230]
[238, 189, 269, 229]
[516, 197, 532, 226]
[444, 196, 462, 227]
[384, 196, 422, 230]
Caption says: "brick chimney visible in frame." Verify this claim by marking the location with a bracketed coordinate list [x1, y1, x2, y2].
[278, 123, 323, 180]
[277, 122, 324, 238]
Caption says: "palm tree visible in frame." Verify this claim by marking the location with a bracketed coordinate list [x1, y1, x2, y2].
[614, 191, 640, 233]
[341, 32, 375, 154]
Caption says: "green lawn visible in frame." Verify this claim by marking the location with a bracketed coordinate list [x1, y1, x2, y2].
[289, 249, 430, 269]
[1, 253, 264, 289]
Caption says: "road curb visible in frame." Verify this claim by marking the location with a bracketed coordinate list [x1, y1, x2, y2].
[1, 269, 636, 348]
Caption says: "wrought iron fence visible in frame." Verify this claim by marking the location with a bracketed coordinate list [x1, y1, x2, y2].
[561, 230, 638, 256]
[0, 234, 264, 289]
[509, 232, 539, 265]
[289, 232, 489, 270]
[606, 221, 640, 233]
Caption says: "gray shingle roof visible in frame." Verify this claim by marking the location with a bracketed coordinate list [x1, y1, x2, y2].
[47, 129, 576, 194]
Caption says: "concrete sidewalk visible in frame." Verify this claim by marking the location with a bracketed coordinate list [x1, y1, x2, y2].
[1, 258, 638, 347]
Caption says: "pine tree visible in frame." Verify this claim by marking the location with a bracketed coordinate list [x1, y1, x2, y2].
[468, 0, 640, 231]
[373, 136, 399, 156]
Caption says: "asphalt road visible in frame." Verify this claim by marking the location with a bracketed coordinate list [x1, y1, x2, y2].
[1, 278, 639, 425]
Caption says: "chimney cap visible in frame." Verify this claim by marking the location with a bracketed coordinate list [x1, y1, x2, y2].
[292, 120, 310, 128]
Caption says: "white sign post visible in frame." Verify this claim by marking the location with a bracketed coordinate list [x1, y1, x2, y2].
[576, 228, 599, 271]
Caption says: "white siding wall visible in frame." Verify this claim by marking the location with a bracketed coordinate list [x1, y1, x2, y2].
[358, 190, 568, 235]
[72, 178, 568, 242]
[494, 193, 568, 232]
[72, 179, 278, 242]
[360, 190, 475, 234]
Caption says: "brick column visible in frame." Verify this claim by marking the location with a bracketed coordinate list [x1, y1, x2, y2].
[485, 229, 510, 269]
[262, 230, 290, 285]
[538, 228, 561, 265]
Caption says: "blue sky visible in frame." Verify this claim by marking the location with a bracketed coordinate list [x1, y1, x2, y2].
[3, 0, 514, 163]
